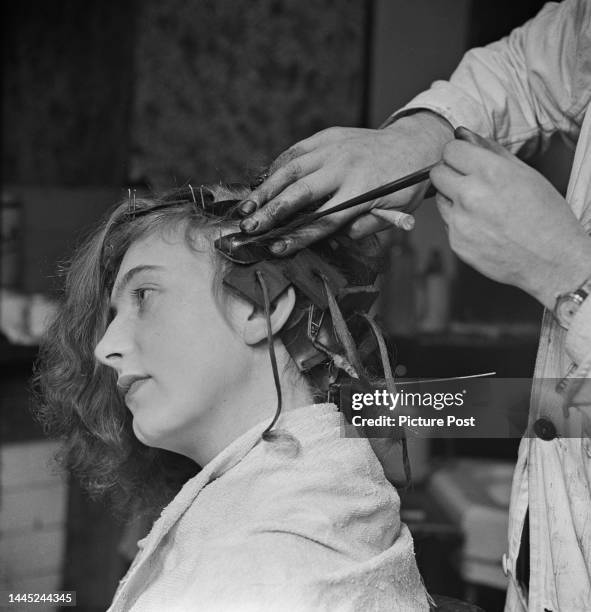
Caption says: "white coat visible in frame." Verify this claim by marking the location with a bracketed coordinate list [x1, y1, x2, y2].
[387, 1, 591, 609]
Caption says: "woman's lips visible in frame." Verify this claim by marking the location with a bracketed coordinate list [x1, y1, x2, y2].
[126, 377, 149, 401]
[117, 374, 151, 402]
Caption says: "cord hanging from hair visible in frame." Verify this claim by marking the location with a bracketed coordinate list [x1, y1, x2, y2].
[362, 314, 395, 388]
[319, 274, 364, 379]
[362, 314, 412, 488]
[256, 270, 283, 441]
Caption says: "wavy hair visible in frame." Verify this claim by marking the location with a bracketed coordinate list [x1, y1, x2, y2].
[32, 184, 252, 520]
[32, 183, 387, 521]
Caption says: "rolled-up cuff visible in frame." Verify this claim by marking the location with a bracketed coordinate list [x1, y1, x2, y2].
[381, 81, 493, 138]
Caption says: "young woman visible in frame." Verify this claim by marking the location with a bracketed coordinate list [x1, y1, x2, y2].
[34, 184, 429, 611]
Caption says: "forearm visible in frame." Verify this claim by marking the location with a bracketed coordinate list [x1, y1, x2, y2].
[381, 110, 454, 163]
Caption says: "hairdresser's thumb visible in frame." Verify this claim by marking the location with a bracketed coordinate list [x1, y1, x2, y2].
[454, 126, 513, 160]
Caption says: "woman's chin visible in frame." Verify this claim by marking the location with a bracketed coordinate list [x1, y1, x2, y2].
[131, 417, 189, 455]
[131, 418, 152, 446]
[131, 416, 168, 448]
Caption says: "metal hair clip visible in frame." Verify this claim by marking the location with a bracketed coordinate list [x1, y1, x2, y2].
[307, 304, 325, 341]
[122, 185, 246, 221]
[215, 233, 271, 264]
[126, 188, 138, 215]
[127, 188, 132, 214]
[188, 184, 197, 212]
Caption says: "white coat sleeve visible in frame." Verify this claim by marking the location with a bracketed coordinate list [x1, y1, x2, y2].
[384, 0, 591, 157]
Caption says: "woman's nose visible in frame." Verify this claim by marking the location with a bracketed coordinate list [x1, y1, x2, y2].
[94, 318, 133, 367]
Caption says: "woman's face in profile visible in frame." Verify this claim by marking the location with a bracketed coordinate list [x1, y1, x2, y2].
[94, 230, 254, 455]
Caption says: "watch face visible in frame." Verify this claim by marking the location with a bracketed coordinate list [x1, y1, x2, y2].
[556, 296, 580, 328]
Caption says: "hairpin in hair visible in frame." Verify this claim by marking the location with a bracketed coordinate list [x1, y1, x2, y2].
[199, 186, 206, 210]
[127, 188, 137, 215]
[188, 184, 198, 213]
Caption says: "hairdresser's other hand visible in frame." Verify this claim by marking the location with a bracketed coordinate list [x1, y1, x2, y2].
[239, 112, 453, 255]
[432, 127, 591, 310]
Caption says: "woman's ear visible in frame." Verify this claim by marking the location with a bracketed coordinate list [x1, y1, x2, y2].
[242, 287, 296, 346]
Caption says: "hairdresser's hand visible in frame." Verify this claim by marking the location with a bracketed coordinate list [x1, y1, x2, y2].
[239, 112, 453, 255]
[432, 127, 591, 310]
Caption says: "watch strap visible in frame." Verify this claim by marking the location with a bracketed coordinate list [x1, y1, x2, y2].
[554, 276, 591, 329]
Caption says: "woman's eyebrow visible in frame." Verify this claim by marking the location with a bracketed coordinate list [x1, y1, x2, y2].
[110, 265, 165, 305]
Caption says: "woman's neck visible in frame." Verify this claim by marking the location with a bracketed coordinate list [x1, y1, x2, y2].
[182, 342, 314, 466]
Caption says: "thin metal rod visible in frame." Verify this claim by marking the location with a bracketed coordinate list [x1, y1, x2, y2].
[254, 161, 438, 241]
[218, 162, 439, 261]
[308, 161, 438, 223]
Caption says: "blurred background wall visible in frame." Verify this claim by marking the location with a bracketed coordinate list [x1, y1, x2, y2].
[3, 1, 135, 187]
[4, 0, 370, 190]
[130, 0, 370, 187]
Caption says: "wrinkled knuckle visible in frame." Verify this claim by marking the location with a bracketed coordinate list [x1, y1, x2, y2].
[250, 185, 268, 205]
[288, 229, 312, 250]
[258, 200, 281, 224]
[269, 158, 283, 175]
[372, 195, 391, 210]
[298, 179, 314, 202]
[272, 146, 300, 172]
[285, 160, 303, 182]
[314, 216, 337, 238]
[270, 198, 289, 218]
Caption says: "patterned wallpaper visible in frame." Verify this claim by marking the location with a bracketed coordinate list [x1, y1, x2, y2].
[130, 0, 368, 188]
[2, 1, 135, 186]
[3, 1, 367, 189]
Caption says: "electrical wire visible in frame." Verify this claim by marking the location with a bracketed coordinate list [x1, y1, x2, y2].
[256, 270, 283, 441]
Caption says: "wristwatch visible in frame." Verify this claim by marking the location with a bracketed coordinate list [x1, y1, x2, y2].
[554, 277, 591, 330]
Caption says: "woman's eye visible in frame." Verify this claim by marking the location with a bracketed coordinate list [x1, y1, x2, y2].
[131, 287, 154, 307]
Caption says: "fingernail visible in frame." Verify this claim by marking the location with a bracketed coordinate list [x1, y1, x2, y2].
[454, 126, 478, 142]
[270, 240, 287, 254]
[400, 216, 415, 231]
[240, 218, 258, 232]
[240, 200, 256, 216]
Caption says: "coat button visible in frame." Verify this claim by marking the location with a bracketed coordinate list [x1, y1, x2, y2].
[533, 418, 557, 441]
[502, 553, 511, 577]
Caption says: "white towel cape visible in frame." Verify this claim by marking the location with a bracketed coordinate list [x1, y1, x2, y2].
[108, 403, 429, 611]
